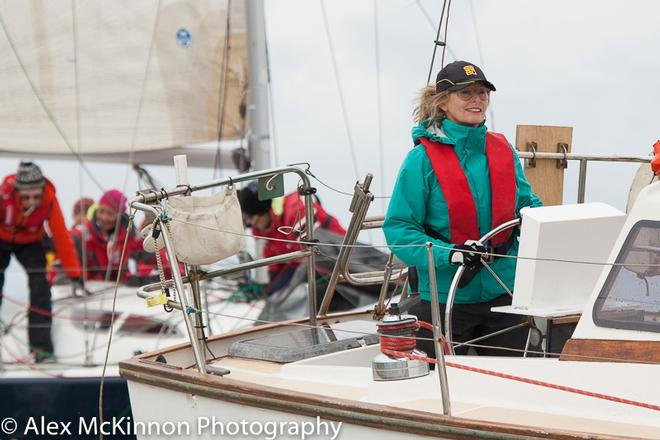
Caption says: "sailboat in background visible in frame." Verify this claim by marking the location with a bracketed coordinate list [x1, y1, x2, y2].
[0, 0, 383, 383]
[0, 1, 269, 429]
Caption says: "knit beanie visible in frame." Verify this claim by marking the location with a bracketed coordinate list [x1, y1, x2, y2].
[15, 161, 45, 190]
[99, 189, 127, 213]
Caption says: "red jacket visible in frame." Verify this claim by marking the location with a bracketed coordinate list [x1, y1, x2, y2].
[0, 175, 81, 279]
[135, 247, 184, 280]
[71, 214, 142, 281]
[253, 193, 346, 278]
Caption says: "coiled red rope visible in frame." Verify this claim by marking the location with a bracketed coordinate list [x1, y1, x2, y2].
[378, 319, 446, 354]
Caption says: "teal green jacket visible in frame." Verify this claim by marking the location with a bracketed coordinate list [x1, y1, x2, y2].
[383, 118, 542, 304]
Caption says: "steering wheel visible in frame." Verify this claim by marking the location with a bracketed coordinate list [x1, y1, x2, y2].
[444, 218, 521, 354]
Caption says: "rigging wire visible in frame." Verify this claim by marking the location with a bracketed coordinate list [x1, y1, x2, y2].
[440, 0, 452, 68]
[107, 0, 163, 285]
[213, 0, 233, 179]
[469, 0, 495, 130]
[373, 0, 386, 215]
[267, 66, 280, 167]
[71, 0, 91, 341]
[319, 0, 360, 181]
[417, 0, 458, 66]
[163, 215, 660, 269]
[98, 210, 135, 440]
[201, 308, 660, 365]
[70, 0, 109, 364]
[423, 0, 448, 84]
[0, 9, 105, 192]
[304, 166, 391, 198]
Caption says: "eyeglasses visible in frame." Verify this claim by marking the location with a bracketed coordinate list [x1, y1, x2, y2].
[20, 194, 43, 202]
[453, 88, 490, 102]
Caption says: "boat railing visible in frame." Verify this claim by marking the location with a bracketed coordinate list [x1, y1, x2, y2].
[130, 165, 322, 373]
[318, 174, 406, 317]
[517, 150, 651, 203]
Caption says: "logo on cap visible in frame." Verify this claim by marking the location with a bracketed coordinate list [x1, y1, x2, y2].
[463, 65, 477, 76]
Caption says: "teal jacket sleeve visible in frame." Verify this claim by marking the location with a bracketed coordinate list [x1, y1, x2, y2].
[383, 148, 453, 270]
[511, 145, 543, 214]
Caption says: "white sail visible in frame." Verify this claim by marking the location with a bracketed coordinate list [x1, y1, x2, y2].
[0, 0, 248, 166]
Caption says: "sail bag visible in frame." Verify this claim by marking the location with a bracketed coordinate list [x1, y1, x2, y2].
[165, 187, 245, 265]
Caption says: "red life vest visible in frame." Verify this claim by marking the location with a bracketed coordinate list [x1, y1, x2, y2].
[0, 175, 81, 278]
[254, 192, 346, 278]
[71, 215, 142, 281]
[420, 132, 516, 246]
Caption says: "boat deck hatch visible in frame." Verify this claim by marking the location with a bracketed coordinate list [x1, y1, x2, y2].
[228, 323, 379, 363]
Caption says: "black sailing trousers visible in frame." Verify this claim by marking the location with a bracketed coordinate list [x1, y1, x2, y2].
[0, 241, 54, 359]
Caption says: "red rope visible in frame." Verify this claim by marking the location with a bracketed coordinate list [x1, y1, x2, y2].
[378, 321, 419, 351]
[0, 343, 63, 377]
[1, 293, 114, 321]
[379, 320, 449, 355]
[382, 349, 660, 412]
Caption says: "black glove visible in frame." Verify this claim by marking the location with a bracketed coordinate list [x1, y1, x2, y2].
[449, 240, 486, 269]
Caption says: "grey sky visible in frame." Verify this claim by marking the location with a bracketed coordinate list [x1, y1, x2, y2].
[2, 0, 659, 293]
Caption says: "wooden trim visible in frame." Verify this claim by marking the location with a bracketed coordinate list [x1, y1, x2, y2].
[120, 358, 633, 440]
[560, 338, 660, 363]
[550, 315, 580, 326]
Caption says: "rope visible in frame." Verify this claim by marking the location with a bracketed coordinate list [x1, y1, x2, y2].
[383, 348, 660, 413]
[201, 304, 660, 365]
[0, 341, 63, 378]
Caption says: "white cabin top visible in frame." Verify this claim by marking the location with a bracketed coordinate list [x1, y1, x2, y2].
[573, 182, 660, 341]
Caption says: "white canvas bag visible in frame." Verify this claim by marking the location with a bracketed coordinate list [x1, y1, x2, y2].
[165, 186, 245, 265]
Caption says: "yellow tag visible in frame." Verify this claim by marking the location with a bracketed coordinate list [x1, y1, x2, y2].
[463, 65, 477, 76]
[146, 292, 169, 307]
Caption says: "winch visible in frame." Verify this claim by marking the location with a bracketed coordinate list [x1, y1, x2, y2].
[372, 268, 430, 381]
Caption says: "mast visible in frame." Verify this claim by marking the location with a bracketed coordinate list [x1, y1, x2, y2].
[246, 0, 271, 282]
[246, 0, 271, 171]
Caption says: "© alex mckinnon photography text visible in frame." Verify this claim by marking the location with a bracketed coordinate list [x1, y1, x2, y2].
[1, 415, 343, 439]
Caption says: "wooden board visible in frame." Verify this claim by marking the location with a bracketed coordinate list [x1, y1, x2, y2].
[560, 338, 660, 363]
[515, 125, 573, 206]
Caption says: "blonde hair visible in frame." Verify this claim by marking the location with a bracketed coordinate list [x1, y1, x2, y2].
[412, 85, 450, 124]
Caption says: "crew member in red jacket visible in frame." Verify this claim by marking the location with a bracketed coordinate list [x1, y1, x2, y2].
[238, 183, 346, 292]
[71, 189, 142, 282]
[0, 161, 82, 362]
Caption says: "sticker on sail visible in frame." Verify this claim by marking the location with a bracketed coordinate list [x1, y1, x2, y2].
[176, 28, 192, 48]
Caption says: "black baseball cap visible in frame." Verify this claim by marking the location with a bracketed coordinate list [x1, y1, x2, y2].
[435, 61, 496, 93]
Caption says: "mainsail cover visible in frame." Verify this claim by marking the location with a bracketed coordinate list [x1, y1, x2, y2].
[0, 0, 248, 167]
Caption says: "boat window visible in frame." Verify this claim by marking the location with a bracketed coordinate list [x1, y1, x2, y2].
[593, 220, 660, 332]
